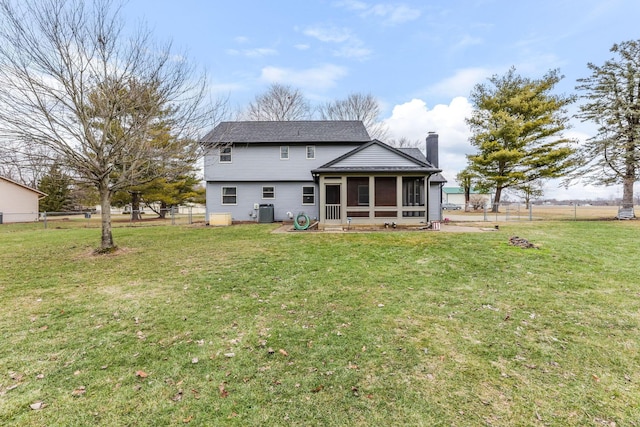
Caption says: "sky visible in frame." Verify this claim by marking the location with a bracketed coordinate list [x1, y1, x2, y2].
[123, 0, 640, 201]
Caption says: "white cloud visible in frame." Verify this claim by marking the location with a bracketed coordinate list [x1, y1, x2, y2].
[383, 97, 474, 184]
[226, 48, 278, 58]
[303, 25, 353, 43]
[259, 64, 348, 90]
[452, 34, 483, 51]
[426, 67, 495, 99]
[335, 1, 421, 25]
[294, 43, 310, 50]
[302, 25, 370, 60]
[366, 4, 421, 25]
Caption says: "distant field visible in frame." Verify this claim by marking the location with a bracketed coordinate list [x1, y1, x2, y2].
[447, 204, 629, 222]
[1, 221, 639, 426]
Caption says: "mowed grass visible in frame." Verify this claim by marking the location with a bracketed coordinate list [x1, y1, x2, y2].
[1, 221, 639, 426]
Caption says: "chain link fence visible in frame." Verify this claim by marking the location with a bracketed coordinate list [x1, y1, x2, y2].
[0, 206, 206, 228]
[442, 203, 632, 222]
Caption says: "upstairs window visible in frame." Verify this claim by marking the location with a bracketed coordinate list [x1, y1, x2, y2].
[306, 145, 316, 159]
[280, 146, 289, 160]
[219, 146, 232, 163]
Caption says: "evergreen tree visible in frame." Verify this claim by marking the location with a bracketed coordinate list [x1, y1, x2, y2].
[38, 164, 73, 212]
[466, 67, 576, 212]
[575, 40, 640, 216]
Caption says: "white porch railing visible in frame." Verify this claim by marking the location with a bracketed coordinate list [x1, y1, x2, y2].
[326, 204, 340, 220]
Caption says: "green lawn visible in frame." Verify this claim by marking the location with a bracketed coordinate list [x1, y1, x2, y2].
[1, 221, 639, 426]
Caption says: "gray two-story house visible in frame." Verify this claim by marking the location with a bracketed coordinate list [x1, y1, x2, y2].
[200, 120, 446, 229]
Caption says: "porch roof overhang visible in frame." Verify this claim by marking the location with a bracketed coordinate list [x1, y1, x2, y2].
[310, 166, 441, 183]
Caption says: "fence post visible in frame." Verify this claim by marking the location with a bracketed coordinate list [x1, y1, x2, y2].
[574, 203, 577, 221]
[188, 206, 193, 225]
[171, 206, 176, 225]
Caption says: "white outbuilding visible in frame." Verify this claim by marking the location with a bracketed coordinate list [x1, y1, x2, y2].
[0, 176, 47, 223]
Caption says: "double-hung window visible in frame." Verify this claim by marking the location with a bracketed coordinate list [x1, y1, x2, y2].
[306, 145, 315, 159]
[219, 146, 232, 163]
[280, 146, 289, 160]
[262, 186, 275, 199]
[302, 186, 315, 204]
[221, 187, 237, 205]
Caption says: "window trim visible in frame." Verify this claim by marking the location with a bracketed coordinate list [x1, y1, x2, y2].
[280, 145, 289, 160]
[306, 145, 316, 159]
[219, 146, 232, 163]
[262, 186, 275, 199]
[302, 186, 315, 205]
[221, 186, 237, 205]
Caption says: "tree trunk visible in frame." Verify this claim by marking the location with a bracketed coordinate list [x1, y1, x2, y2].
[464, 187, 470, 212]
[622, 143, 636, 212]
[99, 182, 115, 251]
[158, 201, 168, 219]
[131, 192, 142, 221]
[492, 186, 503, 213]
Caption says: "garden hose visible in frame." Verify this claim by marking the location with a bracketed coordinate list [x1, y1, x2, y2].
[294, 213, 310, 230]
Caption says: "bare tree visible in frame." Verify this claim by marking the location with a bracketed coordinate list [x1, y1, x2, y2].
[0, 0, 217, 251]
[0, 143, 53, 188]
[317, 92, 388, 140]
[385, 136, 421, 148]
[244, 83, 311, 121]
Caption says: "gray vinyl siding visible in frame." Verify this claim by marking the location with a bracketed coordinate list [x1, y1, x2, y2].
[206, 181, 319, 223]
[332, 144, 416, 168]
[204, 144, 360, 182]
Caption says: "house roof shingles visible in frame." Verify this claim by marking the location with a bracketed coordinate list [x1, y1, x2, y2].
[200, 120, 371, 145]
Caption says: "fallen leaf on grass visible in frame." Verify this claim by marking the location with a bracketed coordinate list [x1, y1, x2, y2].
[311, 385, 324, 393]
[183, 415, 193, 423]
[30, 401, 46, 410]
[592, 374, 600, 382]
[9, 372, 24, 381]
[219, 383, 229, 398]
[279, 349, 289, 357]
[171, 390, 183, 401]
[191, 357, 199, 364]
[135, 370, 148, 378]
[72, 386, 86, 396]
